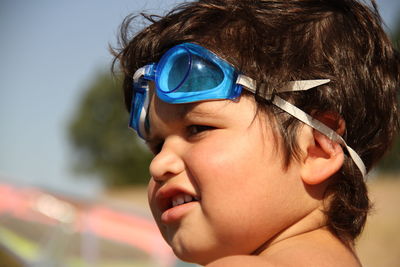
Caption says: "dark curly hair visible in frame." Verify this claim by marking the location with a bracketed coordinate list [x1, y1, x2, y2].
[112, 0, 399, 242]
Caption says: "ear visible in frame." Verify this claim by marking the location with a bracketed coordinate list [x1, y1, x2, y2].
[299, 115, 345, 185]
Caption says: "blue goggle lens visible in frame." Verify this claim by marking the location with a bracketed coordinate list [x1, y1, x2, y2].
[157, 46, 225, 94]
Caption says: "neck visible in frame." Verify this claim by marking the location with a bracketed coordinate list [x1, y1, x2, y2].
[252, 207, 328, 256]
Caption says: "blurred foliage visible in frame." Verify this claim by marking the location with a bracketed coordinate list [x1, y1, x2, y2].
[380, 138, 400, 172]
[393, 14, 400, 48]
[68, 72, 152, 186]
[379, 20, 400, 172]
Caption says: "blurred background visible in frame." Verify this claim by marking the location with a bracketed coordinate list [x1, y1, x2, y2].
[0, 0, 399, 266]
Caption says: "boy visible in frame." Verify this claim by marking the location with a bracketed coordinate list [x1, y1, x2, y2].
[113, 0, 399, 266]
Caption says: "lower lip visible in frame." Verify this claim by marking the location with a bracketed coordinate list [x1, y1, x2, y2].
[161, 201, 198, 224]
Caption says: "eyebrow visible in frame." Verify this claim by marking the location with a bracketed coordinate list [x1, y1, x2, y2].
[175, 103, 195, 120]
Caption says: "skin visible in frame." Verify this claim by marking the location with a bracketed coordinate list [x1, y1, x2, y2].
[145, 93, 361, 266]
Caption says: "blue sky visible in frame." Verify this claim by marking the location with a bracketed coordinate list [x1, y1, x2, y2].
[1, 0, 399, 197]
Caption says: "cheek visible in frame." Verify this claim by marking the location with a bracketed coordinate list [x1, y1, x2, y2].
[188, 138, 240, 184]
[188, 131, 272, 189]
[186, 133, 275, 224]
[186, 130, 293, 228]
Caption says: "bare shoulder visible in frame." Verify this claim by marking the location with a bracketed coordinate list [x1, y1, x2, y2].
[206, 255, 274, 267]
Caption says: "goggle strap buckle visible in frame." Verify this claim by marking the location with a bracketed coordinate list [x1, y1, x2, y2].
[133, 66, 147, 83]
[144, 64, 156, 80]
[236, 74, 256, 93]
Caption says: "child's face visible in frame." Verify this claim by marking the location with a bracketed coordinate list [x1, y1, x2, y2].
[146, 94, 308, 264]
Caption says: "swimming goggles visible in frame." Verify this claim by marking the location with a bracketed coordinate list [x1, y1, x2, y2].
[129, 42, 366, 177]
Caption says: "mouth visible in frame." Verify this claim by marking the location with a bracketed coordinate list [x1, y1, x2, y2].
[156, 188, 200, 213]
[158, 191, 200, 224]
[171, 193, 200, 208]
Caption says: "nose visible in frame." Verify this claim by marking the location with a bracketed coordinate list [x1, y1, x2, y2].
[149, 139, 185, 183]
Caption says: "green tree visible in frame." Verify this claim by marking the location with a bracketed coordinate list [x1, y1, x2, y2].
[379, 19, 400, 172]
[393, 16, 400, 48]
[68, 71, 152, 186]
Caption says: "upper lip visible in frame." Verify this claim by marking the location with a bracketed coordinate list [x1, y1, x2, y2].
[155, 184, 199, 212]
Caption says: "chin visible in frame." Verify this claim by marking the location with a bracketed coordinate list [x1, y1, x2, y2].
[171, 244, 221, 266]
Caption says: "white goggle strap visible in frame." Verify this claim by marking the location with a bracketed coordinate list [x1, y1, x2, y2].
[237, 76, 332, 95]
[236, 75, 367, 177]
[272, 96, 366, 177]
[138, 88, 150, 138]
[133, 67, 151, 138]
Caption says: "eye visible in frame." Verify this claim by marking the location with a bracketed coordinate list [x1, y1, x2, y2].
[187, 125, 215, 137]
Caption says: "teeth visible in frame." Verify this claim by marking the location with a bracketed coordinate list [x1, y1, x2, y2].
[171, 194, 197, 207]
[184, 194, 192, 203]
[176, 195, 185, 205]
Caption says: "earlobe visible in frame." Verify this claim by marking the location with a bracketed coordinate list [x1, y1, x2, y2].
[300, 130, 344, 185]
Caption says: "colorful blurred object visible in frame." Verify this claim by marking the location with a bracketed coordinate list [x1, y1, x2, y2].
[0, 182, 181, 267]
